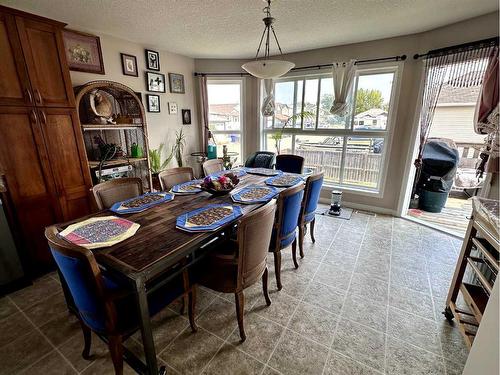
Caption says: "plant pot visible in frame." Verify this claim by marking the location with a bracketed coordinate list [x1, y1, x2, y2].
[419, 189, 449, 213]
[151, 173, 161, 191]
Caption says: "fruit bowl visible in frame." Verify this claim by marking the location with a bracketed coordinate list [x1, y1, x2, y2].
[201, 173, 239, 196]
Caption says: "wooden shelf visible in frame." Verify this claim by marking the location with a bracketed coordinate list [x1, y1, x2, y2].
[460, 283, 489, 323]
[472, 237, 499, 272]
[82, 123, 142, 131]
[88, 157, 147, 168]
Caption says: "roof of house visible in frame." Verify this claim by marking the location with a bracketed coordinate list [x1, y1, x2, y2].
[437, 71, 482, 105]
[209, 103, 239, 115]
[354, 108, 387, 118]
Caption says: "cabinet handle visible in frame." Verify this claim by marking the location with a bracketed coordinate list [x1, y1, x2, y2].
[29, 109, 38, 124]
[34, 89, 42, 104]
[40, 110, 47, 125]
[25, 89, 33, 104]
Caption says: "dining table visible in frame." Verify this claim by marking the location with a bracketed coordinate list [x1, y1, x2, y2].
[54, 170, 301, 375]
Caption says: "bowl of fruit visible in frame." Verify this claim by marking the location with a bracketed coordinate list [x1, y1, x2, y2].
[201, 173, 239, 196]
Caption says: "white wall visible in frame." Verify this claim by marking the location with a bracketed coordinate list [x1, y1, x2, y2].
[430, 105, 485, 144]
[70, 33, 200, 169]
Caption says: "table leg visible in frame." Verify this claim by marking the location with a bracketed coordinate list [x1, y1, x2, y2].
[135, 277, 159, 375]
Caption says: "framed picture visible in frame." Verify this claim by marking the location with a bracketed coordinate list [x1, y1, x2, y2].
[169, 73, 185, 94]
[168, 102, 178, 115]
[182, 109, 191, 125]
[145, 49, 160, 71]
[146, 72, 166, 92]
[62, 29, 105, 74]
[120, 53, 138, 76]
[147, 94, 160, 113]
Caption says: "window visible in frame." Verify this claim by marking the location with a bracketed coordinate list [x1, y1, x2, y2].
[262, 66, 399, 193]
[207, 80, 243, 163]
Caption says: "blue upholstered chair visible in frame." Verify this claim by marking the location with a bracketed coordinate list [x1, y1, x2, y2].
[275, 154, 304, 174]
[45, 226, 196, 375]
[298, 173, 324, 257]
[269, 184, 305, 290]
[244, 151, 276, 169]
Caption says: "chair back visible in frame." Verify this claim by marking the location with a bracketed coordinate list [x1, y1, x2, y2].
[275, 154, 304, 174]
[202, 159, 224, 176]
[158, 167, 194, 190]
[236, 200, 276, 288]
[272, 184, 305, 251]
[244, 151, 276, 169]
[45, 226, 116, 333]
[91, 177, 143, 210]
[300, 172, 324, 224]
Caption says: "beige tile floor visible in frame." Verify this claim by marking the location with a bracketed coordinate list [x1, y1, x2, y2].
[0, 211, 469, 375]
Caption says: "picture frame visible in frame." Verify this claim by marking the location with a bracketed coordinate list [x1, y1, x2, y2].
[145, 49, 160, 71]
[62, 29, 105, 74]
[146, 94, 160, 113]
[120, 53, 138, 76]
[168, 102, 178, 115]
[146, 72, 166, 93]
[182, 109, 191, 125]
[169, 73, 185, 94]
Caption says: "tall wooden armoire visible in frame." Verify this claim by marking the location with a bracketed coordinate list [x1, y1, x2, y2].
[0, 5, 92, 276]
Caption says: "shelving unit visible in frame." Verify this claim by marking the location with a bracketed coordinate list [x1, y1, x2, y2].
[444, 197, 499, 349]
[74, 81, 152, 190]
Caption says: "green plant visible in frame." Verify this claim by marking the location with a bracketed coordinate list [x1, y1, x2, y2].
[175, 129, 186, 167]
[149, 143, 175, 174]
[272, 111, 314, 154]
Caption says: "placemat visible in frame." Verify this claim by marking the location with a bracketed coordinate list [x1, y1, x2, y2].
[265, 173, 304, 187]
[245, 168, 282, 176]
[176, 204, 243, 232]
[231, 185, 278, 204]
[110, 192, 174, 214]
[171, 180, 202, 194]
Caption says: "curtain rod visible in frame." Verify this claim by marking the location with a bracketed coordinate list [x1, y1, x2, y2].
[413, 37, 499, 59]
[193, 54, 407, 77]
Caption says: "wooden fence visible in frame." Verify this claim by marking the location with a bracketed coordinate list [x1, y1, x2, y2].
[295, 149, 382, 187]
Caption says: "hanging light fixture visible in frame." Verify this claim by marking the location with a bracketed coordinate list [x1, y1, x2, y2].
[242, 0, 295, 79]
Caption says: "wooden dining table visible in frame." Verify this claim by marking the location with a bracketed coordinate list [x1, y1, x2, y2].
[54, 171, 296, 375]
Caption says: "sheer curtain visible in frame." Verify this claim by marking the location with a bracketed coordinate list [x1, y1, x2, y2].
[330, 60, 356, 116]
[198, 75, 210, 153]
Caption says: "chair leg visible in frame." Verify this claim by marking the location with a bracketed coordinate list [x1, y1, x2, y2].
[298, 225, 305, 258]
[108, 335, 123, 375]
[188, 288, 198, 332]
[310, 218, 316, 243]
[262, 267, 271, 306]
[234, 291, 246, 342]
[180, 295, 187, 315]
[273, 251, 282, 291]
[80, 321, 92, 360]
[292, 239, 299, 269]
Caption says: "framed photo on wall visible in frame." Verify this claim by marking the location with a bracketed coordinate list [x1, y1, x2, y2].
[182, 109, 191, 124]
[120, 53, 138, 76]
[147, 94, 160, 113]
[169, 73, 185, 94]
[145, 49, 160, 71]
[146, 72, 166, 92]
[62, 29, 105, 74]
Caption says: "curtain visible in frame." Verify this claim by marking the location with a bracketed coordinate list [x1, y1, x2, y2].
[198, 76, 210, 153]
[412, 45, 496, 197]
[261, 79, 275, 117]
[330, 60, 356, 116]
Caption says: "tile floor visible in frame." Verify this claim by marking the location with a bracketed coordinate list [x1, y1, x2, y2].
[0, 211, 470, 375]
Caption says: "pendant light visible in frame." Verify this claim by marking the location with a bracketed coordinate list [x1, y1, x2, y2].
[242, 0, 295, 79]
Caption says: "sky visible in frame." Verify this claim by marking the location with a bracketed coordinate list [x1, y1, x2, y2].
[207, 83, 241, 104]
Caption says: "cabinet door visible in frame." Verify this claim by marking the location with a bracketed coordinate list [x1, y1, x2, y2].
[15, 16, 75, 108]
[0, 12, 33, 106]
[0, 107, 60, 270]
[37, 108, 92, 220]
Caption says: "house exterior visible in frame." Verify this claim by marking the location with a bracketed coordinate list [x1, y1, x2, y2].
[208, 103, 240, 130]
[353, 108, 388, 129]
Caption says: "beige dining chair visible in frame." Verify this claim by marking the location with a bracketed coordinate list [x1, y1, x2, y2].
[202, 158, 224, 176]
[158, 167, 194, 190]
[91, 177, 143, 210]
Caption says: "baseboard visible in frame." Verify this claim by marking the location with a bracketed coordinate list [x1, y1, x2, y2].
[319, 198, 397, 216]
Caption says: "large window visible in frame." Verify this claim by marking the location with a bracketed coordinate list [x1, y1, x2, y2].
[262, 67, 399, 193]
[207, 80, 243, 163]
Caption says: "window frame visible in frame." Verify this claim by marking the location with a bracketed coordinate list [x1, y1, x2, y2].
[261, 63, 403, 197]
[207, 78, 245, 162]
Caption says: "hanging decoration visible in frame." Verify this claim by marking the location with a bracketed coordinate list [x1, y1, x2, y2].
[261, 78, 275, 116]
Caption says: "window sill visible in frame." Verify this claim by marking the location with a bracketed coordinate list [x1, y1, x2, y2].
[322, 183, 383, 198]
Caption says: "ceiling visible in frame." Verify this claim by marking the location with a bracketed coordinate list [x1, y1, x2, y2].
[2, 0, 498, 58]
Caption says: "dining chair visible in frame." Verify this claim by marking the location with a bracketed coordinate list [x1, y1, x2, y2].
[91, 177, 143, 210]
[202, 158, 224, 176]
[275, 154, 305, 174]
[45, 226, 196, 375]
[269, 184, 305, 290]
[244, 151, 276, 169]
[158, 167, 194, 190]
[197, 201, 276, 342]
[298, 172, 324, 257]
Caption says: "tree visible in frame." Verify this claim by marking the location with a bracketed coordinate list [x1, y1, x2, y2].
[320, 93, 333, 113]
[355, 88, 384, 114]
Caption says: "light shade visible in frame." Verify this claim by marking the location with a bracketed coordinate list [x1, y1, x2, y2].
[242, 59, 295, 79]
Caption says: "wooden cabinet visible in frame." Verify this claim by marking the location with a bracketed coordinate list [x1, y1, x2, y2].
[0, 5, 91, 274]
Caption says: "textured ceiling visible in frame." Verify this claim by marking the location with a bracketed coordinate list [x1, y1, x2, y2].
[1, 0, 498, 58]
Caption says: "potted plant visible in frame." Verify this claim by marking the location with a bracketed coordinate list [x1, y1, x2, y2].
[174, 129, 186, 167]
[271, 111, 314, 154]
[149, 143, 175, 190]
